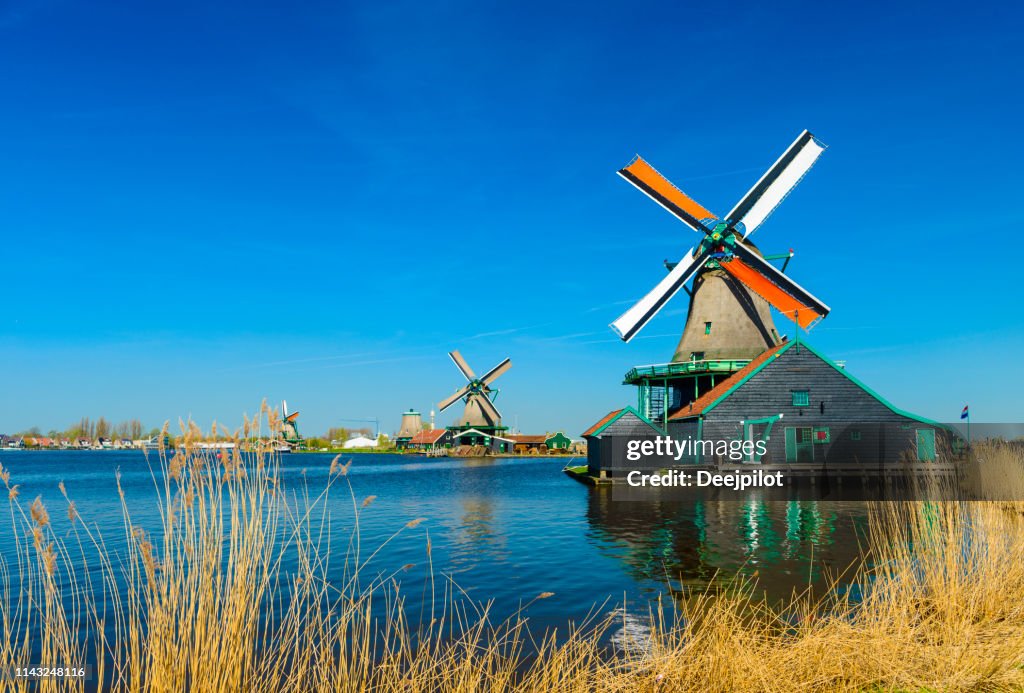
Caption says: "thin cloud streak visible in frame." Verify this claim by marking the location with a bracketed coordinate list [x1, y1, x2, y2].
[257, 354, 435, 377]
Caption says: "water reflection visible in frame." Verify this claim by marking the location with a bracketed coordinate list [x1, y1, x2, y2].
[0, 450, 879, 638]
[585, 488, 870, 602]
[447, 496, 509, 573]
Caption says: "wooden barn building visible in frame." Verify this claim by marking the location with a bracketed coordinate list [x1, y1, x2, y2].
[508, 434, 547, 454]
[582, 407, 662, 475]
[507, 431, 574, 455]
[583, 338, 951, 477]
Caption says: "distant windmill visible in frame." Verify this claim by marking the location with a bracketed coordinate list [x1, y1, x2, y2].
[437, 350, 512, 428]
[281, 400, 301, 443]
[612, 130, 830, 362]
[397, 410, 424, 439]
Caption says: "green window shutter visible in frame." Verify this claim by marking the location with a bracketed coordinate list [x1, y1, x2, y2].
[916, 429, 936, 462]
[784, 427, 796, 462]
[791, 428, 814, 462]
[791, 390, 810, 407]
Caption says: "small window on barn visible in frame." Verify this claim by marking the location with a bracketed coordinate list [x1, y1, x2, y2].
[791, 390, 810, 407]
[691, 352, 704, 362]
[851, 430, 862, 441]
[813, 427, 830, 444]
[704, 321, 712, 335]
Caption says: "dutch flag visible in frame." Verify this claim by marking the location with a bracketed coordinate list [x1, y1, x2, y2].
[960, 405, 969, 420]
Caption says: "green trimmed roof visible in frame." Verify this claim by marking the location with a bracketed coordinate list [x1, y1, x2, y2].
[670, 338, 941, 427]
[582, 405, 659, 438]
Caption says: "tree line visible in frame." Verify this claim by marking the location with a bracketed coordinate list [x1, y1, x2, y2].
[14, 417, 159, 441]
[10, 421, 382, 446]
[324, 426, 374, 442]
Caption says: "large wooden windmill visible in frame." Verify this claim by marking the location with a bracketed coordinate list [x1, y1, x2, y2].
[437, 350, 512, 449]
[581, 131, 952, 473]
[612, 130, 830, 425]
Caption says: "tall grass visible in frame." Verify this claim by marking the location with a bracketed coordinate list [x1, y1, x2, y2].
[1, 416, 1023, 691]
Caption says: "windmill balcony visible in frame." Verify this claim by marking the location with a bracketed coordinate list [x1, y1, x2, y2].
[623, 358, 750, 386]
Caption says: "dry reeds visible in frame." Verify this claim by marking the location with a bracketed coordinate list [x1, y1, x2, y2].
[0, 428, 1023, 691]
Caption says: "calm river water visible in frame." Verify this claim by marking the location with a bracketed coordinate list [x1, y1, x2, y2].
[0, 450, 872, 635]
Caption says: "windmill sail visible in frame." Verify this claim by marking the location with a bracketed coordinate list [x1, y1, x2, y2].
[437, 351, 512, 428]
[618, 156, 716, 234]
[610, 129, 829, 345]
[479, 357, 512, 385]
[438, 384, 472, 413]
[726, 130, 826, 238]
[611, 247, 707, 342]
[723, 243, 830, 328]
[449, 350, 476, 380]
[475, 391, 502, 425]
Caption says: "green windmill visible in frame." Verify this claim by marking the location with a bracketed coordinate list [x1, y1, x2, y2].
[437, 350, 513, 451]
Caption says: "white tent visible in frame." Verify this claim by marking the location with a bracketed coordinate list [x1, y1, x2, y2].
[343, 435, 378, 449]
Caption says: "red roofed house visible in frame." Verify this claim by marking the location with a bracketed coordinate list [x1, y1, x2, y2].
[408, 428, 453, 452]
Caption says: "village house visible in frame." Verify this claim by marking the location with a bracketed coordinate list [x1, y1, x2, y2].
[507, 434, 547, 454]
[407, 428, 453, 452]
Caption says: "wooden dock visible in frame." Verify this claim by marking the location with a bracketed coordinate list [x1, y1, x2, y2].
[564, 460, 959, 487]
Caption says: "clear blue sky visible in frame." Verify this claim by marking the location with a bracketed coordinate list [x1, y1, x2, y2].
[2, 0, 1022, 437]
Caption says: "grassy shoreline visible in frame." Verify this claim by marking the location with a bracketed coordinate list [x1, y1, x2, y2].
[1, 413, 1022, 691]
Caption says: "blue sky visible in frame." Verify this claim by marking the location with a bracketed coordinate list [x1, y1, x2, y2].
[2, 0, 1022, 437]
